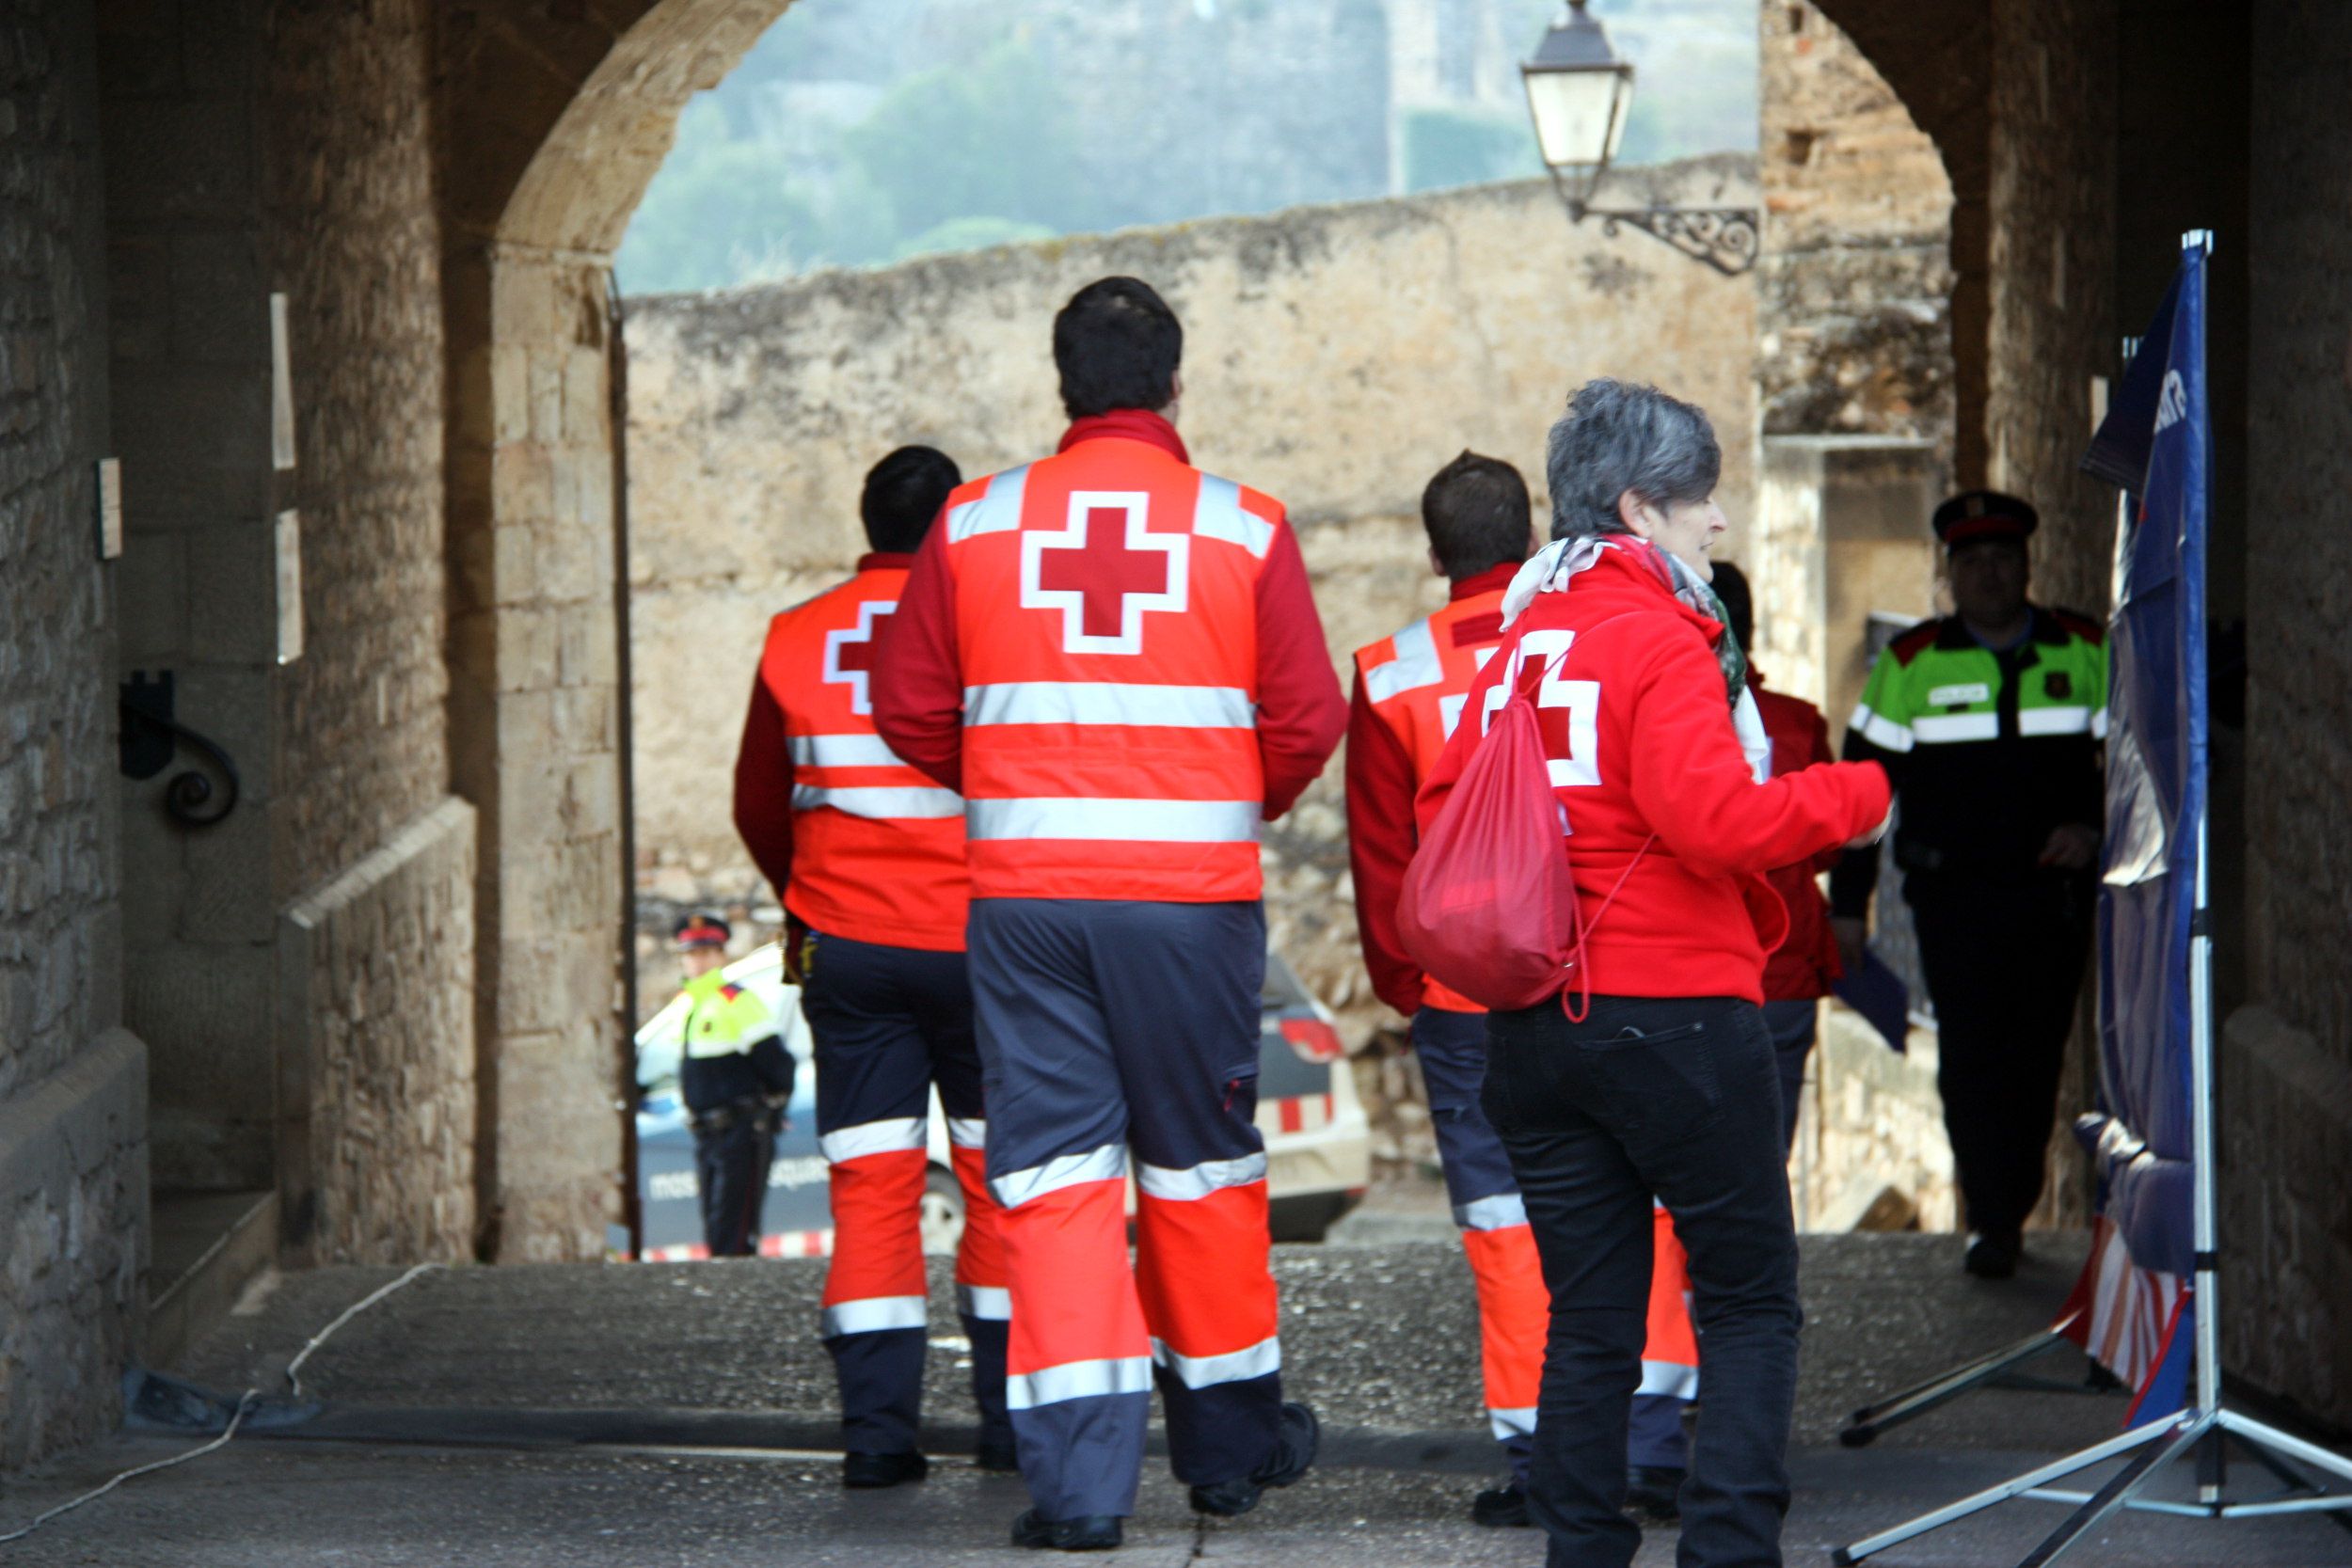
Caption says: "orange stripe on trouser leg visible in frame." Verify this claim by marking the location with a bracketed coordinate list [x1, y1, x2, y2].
[1133, 1183, 1279, 1359]
[822, 1149, 929, 1309]
[1645, 1207, 1699, 1371]
[1002, 1178, 1149, 1377]
[950, 1144, 1008, 1294]
[1461, 1223, 1549, 1414]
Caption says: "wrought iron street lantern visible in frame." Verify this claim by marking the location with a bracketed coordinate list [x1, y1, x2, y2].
[1519, 1, 1758, 276]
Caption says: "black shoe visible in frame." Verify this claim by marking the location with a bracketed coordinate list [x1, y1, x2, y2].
[1624, 1465, 1683, 1521]
[1964, 1231, 2021, 1279]
[976, 1437, 1021, 1473]
[1188, 1401, 1320, 1517]
[1471, 1481, 1532, 1528]
[1010, 1511, 1122, 1551]
[842, 1450, 929, 1489]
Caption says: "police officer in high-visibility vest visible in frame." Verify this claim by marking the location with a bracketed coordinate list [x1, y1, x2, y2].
[667, 912, 795, 1259]
[733, 446, 1013, 1489]
[1346, 451, 1699, 1528]
[873, 277, 1348, 1551]
[1831, 490, 2106, 1279]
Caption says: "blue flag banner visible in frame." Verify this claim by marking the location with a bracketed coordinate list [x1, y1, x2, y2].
[2069, 236, 2210, 1414]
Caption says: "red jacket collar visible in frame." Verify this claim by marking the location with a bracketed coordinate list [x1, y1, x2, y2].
[1449, 562, 1522, 601]
[856, 552, 914, 571]
[1057, 408, 1189, 465]
[1549, 541, 1724, 643]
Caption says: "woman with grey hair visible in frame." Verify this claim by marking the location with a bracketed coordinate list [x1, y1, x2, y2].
[1418, 379, 1890, 1567]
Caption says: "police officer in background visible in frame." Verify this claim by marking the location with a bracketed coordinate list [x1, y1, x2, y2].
[1831, 491, 2106, 1279]
[667, 912, 795, 1259]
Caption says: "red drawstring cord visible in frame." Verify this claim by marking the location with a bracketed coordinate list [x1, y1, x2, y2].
[1559, 834, 1658, 1024]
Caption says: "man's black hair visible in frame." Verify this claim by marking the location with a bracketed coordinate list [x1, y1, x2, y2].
[1422, 451, 1534, 581]
[861, 445, 962, 554]
[1052, 277, 1183, 420]
[1710, 559, 1755, 652]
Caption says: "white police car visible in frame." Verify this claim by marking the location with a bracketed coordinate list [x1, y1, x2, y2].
[622, 943, 1370, 1259]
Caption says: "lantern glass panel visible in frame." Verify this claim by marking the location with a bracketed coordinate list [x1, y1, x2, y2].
[1524, 66, 1629, 171]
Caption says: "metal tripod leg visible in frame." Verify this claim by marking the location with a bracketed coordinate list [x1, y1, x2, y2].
[1833, 1415, 2179, 1564]
[2214, 1411, 2352, 1534]
[2012, 1413, 2208, 1568]
[1839, 1315, 2080, 1449]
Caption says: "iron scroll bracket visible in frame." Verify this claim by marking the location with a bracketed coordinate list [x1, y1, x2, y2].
[1586, 204, 1760, 277]
[119, 672, 242, 829]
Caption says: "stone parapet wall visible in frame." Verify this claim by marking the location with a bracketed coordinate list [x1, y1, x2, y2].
[623, 169, 1760, 1037]
[277, 799, 478, 1265]
[0, 1031, 148, 1469]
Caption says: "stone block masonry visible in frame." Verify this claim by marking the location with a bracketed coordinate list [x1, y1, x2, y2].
[277, 799, 477, 1266]
[0, 0, 146, 1469]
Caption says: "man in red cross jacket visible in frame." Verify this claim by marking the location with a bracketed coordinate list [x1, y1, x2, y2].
[871, 277, 1345, 1551]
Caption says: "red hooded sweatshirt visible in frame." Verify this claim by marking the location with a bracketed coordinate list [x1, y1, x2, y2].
[1417, 542, 1890, 1006]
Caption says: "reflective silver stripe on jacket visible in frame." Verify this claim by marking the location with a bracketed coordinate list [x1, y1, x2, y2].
[819, 1295, 928, 1338]
[788, 733, 911, 769]
[1849, 703, 1915, 752]
[963, 682, 1254, 730]
[819, 1117, 928, 1164]
[1363, 617, 1442, 704]
[1136, 1153, 1267, 1203]
[966, 798, 1262, 844]
[1151, 1334, 1281, 1389]
[792, 784, 964, 819]
[1911, 712, 2000, 744]
[991, 1142, 1127, 1210]
[1193, 474, 1273, 558]
[946, 465, 1029, 542]
[2017, 705, 2093, 736]
[1006, 1354, 1153, 1410]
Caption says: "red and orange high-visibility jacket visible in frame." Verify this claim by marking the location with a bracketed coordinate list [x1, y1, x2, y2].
[872, 409, 1345, 903]
[1346, 562, 1519, 1016]
[733, 554, 971, 951]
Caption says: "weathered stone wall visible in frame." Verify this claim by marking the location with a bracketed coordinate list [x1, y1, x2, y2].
[1982, 0, 2115, 617]
[265, 0, 449, 895]
[278, 799, 477, 1265]
[622, 167, 1761, 1033]
[440, 1, 788, 1262]
[0, 0, 146, 1468]
[2227, 0, 2352, 1431]
[101, 0, 475, 1259]
[1759, 1, 1954, 445]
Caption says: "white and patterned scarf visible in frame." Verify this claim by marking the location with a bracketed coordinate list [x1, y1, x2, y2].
[1502, 535, 1772, 784]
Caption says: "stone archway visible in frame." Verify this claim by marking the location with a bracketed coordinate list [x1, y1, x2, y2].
[437, 1, 792, 1261]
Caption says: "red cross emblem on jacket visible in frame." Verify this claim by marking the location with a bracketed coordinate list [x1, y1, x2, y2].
[823, 599, 895, 715]
[1020, 492, 1187, 655]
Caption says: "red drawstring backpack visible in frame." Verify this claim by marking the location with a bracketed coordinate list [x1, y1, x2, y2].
[1396, 649, 1650, 1020]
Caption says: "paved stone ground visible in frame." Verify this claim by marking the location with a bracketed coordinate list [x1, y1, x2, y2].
[4, 1233, 2348, 1565]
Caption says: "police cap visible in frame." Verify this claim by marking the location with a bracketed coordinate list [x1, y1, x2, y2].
[673, 911, 730, 949]
[1932, 490, 2038, 548]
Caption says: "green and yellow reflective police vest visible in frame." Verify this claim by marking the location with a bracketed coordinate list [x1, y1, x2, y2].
[677, 968, 774, 1060]
[1830, 606, 2106, 914]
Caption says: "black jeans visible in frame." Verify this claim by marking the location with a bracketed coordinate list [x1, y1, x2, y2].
[1484, 994, 1800, 1568]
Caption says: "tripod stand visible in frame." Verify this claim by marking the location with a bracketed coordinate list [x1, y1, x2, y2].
[1836, 833, 2352, 1565]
